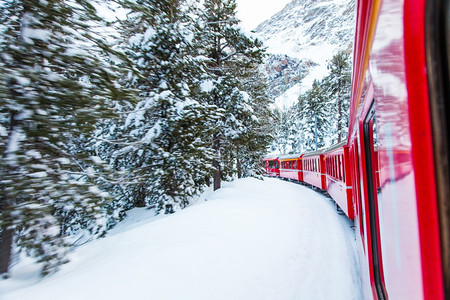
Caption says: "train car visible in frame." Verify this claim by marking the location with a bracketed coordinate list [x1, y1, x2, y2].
[323, 142, 354, 220]
[348, 0, 449, 298]
[262, 156, 280, 177]
[279, 154, 304, 182]
[302, 149, 326, 190]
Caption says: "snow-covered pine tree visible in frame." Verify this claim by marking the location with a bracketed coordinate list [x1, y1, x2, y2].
[0, 0, 129, 277]
[296, 79, 330, 151]
[194, 0, 266, 190]
[323, 50, 351, 143]
[235, 67, 274, 178]
[105, 0, 219, 214]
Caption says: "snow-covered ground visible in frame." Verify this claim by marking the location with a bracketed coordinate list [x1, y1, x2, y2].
[0, 177, 362, 300]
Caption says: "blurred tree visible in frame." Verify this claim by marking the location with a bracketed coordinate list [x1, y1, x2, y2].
[0, 0, 130, 276]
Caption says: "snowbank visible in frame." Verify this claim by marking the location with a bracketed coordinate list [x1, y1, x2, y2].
[0, 178, 362, 300]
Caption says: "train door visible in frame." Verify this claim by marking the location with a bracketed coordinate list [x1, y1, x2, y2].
[351, 138, 365, 246]
[364, 103, 387, 299]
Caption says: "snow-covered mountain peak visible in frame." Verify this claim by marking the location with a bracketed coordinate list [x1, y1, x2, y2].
[254, 0, 355, 108]
[255, 0, 355, 61]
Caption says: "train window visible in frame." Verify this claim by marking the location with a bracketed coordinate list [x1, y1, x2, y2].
[364, 103, 387, 299]
[331, 157, 334, 178]
[336, 156, 339, 180]
[334, 156, 337, 178]
[339, 156, 342, 181]
[337, 156, 340, 180]
[326, 158, 329, 175]
[342, 155, 346, 182]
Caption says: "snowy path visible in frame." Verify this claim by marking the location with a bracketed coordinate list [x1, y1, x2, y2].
[0, 177, 362, 300]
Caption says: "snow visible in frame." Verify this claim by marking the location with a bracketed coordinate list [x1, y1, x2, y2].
[22, 28, 51, 44]
[0, 178, 362, 300]
[0, 125, 7, 137]
[200, 79, 215, 92]
[273, 83, 302, 110]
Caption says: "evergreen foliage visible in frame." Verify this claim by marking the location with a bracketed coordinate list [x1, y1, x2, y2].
[0, 0, 275, 277]
[99, 0, 220, 215]
[272, 50, 351, 153]
[323, 50, 351, 143]
[0, 0, 130, 276]
[297, 79, 330, 151]
[194, 0, 269, 189]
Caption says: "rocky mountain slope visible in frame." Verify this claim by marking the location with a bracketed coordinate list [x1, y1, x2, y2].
[255, 0, 355, 106]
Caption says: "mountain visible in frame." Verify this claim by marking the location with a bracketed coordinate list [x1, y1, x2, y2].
[264, 54, 317, 99]
[255, 0, 356, 107]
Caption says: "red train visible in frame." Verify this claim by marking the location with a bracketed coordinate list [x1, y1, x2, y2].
[264, 0, 449, 298]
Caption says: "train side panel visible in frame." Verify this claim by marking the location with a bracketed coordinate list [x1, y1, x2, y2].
[263, 157, 280, 177]
[302, 152, 326, 190]
[324, 144, 354, 220]
[348, 0, 445, 298]
[279, 154, 303, 182]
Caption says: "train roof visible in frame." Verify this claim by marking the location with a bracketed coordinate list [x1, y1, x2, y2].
[278, 153, 303, 160]
[324, 141, 348, 153]
[263, 156, 279, 161]
[302, 148, 327, 157]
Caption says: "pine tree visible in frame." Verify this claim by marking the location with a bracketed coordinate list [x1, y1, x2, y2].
[102, 0, 219, 214]
[235, 67, 275, 177]
[323, 50, 351, 143]
[297, 79, 330, 151]
[0, 0, 129, 276]
[194, 0, 266, 190]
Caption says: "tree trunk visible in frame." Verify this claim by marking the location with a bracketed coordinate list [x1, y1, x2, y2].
[237, 156, 242, 179]
[213, 159, 221, 191]
[213, 135, 221, 191]
[337, 97, 342, 143]
[0, 226, 13, 278]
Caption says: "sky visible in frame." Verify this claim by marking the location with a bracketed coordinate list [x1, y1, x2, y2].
[235, 0, 292, 31]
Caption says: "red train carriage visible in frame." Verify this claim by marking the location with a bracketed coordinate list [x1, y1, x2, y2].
[302, 149, 326, 190]
[348, 0, 448, 298]
[324, 142, 354, 220]
[279, 154, 304, 182]
[263, 156, 280, 177]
